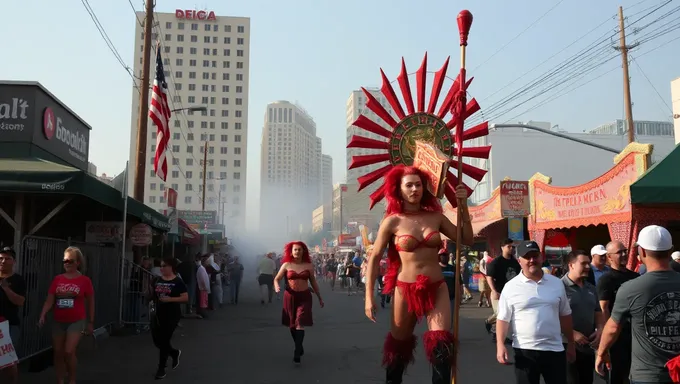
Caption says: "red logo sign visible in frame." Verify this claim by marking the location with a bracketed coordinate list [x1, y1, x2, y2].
[175, 9, 216, 20]
[43, 107, 55, 140]
[500, 180, 530, 218]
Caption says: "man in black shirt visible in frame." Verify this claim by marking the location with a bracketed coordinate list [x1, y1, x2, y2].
[485, 239, 521, 324]
[596, 240, 638, 384]
[0, 247, 26, 384]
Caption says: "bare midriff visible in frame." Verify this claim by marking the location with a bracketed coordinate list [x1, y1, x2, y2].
[286, 267, 311, 292]
[397, 249, 444, 283]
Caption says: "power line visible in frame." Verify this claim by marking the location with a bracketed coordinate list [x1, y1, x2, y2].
[471, 0, 565, 72]
[630, 55, 673, 114]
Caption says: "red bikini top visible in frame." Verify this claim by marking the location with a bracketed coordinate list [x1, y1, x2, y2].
[394, 231, 442, 252]
[286, 269, 311, 280]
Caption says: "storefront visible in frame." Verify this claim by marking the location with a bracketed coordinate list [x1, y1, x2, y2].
[444, 186, 513, 256]
[528, 142, 653, 266]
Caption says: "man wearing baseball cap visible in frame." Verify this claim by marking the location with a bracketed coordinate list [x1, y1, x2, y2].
[596, 225, 680, 383]
[496, 240, 575, 384]
[587, 245, 610, 286]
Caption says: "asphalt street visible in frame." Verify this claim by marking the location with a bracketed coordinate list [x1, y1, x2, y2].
[25, 270, 595, 384]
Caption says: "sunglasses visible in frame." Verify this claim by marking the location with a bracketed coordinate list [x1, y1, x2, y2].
[63, 259, 76, 265]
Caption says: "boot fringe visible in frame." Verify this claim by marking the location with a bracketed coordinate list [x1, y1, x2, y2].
[382, 332, 417, 368]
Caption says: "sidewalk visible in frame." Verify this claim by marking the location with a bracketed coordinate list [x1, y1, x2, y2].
[25, 274, 519, 383]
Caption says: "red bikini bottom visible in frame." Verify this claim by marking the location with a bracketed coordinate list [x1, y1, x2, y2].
[396, 275, 444, 321]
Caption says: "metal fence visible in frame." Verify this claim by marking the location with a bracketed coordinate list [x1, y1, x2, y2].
[14, 236, 153, 362]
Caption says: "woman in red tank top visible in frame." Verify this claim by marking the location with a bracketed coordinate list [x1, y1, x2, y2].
[274, 241, 324, 364]
[363, 165, 473, 384]
[38, 246, 95, 384]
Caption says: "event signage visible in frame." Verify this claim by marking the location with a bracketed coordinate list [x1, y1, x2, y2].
[179, 210, 216, 225]
[175, 10, 216, 20]
[0, 83, 91, 171]
[533, 155, 637, 229]
[85, 221, 124, 243]
[413, 141, 449, 199]
[129, 223, 153, 246]
[500, 180, 530, 217]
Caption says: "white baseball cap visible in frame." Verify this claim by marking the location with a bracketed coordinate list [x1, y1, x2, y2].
[672, 251, 680, 261]
[590, 245, 607, 256]
[637, 225, 673, 252]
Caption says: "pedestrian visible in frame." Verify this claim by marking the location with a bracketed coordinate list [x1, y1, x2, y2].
[439, 250, 457, 320]
[587, 245, 610, 286]
[461, 255, 473, 302]
[485, 239, 521, 336]
[561, 250, 604, 384]
[150, 257, 188, 379]
[39, 247, 95, 384]
[496, 240, 575, 384]
[0, 247, 25, 384]
[477, 251, 492, 307]
[228, 256, 244, 304]
[176, 256, 196, 315]
[195, 255, 210, 318]
[325, 255, 337, 291]
[596, 225, 680, 383]
[257, 252, 276, 305]
[274, 241, 324, 364]
[596, 240, 638, 383]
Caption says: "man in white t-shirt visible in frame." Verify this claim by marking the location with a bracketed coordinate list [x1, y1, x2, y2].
[496, 240, 576, 384]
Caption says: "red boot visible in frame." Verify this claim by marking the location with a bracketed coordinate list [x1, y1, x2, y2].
[382, 333, 417, 384]
[423, 330, 455, 384]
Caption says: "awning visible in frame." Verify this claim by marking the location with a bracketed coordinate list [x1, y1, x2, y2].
[443, 188, 505, 237]
[0, 158, 169, 231]
[630, 143, 680, 204]
[178, 219, 200, 244]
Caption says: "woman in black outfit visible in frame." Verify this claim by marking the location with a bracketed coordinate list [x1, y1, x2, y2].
[151, 257, 188, 380]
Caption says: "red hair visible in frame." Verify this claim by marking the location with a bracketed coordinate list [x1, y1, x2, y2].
[282, 241, 312, 264]
[381, 165, 443, 295]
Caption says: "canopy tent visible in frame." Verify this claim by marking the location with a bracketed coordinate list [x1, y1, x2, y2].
[630, 143, 680, 205]
[0, 158, 169, 231]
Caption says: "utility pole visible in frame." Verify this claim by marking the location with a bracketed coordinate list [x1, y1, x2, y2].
[201, 141, 208, 211]
[133, 0, 154, 201]
[218, 189, 222, 224]
[615, 6, 638, 144]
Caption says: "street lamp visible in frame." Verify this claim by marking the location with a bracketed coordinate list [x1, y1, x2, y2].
[489, 123, 620, 154]
[171, 106, 207, 113]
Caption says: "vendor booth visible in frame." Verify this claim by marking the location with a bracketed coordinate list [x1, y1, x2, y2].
[528, 143, 653, 268]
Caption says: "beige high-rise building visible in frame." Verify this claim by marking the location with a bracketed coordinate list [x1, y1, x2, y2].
[260, 101, 325, 244]
[346, 89, 395, 191]
[127, 11, 250, 237]
[321, 154, 333, 207]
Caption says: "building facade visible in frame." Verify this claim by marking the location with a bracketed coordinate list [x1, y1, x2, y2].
[312, 204, 331, 233]
[346, 89, 395, 190]
[127, 10, 250, 237]
[589, 119, 674, 136]
[259, 101, 323, 243]
[672, 77, 680, 144]
[331, 183, 384, 235]
[469, 127, 677, 204]
[321, 154, 333, 207]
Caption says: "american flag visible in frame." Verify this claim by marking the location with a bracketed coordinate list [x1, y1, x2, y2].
[149, 43, 172, 181]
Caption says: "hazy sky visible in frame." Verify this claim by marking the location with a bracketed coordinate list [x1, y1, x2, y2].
[3, 0, 678, 230]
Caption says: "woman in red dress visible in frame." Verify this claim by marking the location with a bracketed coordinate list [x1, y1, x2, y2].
[364, 165, 473, 384]
[274, 241, 324, 364]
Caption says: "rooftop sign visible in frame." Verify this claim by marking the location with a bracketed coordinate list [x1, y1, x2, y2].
[175, 10, 216, 21]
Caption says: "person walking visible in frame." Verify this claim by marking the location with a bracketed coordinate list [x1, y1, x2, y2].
[228, 256, 244, 305]
[485, 239, 521, 336]
[150, 258, 188, 379]
[258, 253, 276, 305]
[477, 251, 492, 307]
[596, 225, 680, 383]
[496, 240, 575, 384]
[0, 247, 25, 384]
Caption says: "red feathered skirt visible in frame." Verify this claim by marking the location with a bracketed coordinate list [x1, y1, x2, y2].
[282, 287, 313, 328]
[396, 275, 444, 321]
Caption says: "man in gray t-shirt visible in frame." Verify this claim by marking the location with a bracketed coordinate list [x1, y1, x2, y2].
[596, 225, 680, 383]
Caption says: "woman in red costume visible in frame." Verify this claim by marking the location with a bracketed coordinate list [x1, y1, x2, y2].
[274, 241, 324, 364]
[365, 165, 473, 384]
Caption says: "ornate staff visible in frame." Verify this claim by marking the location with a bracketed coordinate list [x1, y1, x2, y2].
[452, 10, 473, 384]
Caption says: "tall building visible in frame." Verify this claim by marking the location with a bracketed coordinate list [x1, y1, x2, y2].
[260, 101, 322, 244]
[589, 119, 674, 136]
[671, 77, 680, 144]
[127, 10, 251, 237]
[346, 89, 395, 190]
[321, 154, 333, 207]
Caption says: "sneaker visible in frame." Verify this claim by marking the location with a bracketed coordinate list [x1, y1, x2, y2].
[155, 367, 166, 379]
[171, 350, 181, 370]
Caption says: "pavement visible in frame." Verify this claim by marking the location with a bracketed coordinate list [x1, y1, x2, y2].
[23, 271, 599, 384]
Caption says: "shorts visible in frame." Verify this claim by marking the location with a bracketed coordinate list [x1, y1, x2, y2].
[53, 319, 86, 335]
[258, 274, 274, 288]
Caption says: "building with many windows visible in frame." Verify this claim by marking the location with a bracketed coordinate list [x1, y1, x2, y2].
[589, 119, 674, 136]
[260, 101, 325, 244]
[321, 154, 333, 207]
[127, 10, 250, 237]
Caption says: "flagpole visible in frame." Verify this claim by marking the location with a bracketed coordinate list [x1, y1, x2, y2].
[133, 0, 154, 201]
[118, 161, 129, 326]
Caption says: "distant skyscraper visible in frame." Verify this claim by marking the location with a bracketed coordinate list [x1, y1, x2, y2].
[346, 89, 395, 192]
[321, 154, 333, 207]
[127, 11, 251, 237]
[260, 101, 322, 240]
